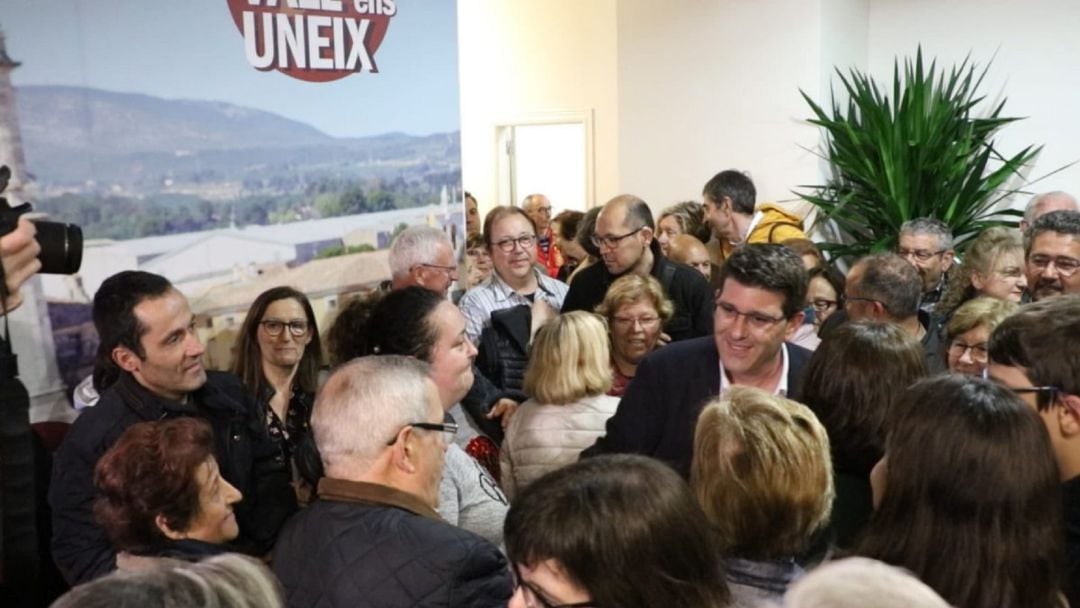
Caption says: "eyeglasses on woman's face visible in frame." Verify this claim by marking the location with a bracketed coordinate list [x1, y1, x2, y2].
[259, 319, 310, 337]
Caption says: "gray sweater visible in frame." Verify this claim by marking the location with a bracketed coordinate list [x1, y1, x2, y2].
[438, 443, 508, 547]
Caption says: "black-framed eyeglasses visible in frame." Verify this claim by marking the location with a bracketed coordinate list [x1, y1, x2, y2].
[259, 319, 310, 337]
[897, 248, 948, 263]
[591, 227, 643, 250]
[413, 263, 459, 278]
[494, 234, 538, 252]
[1028, 254, 1080, 277]
[810, 298, 837, 312]
[512, 564, 597, 608]
[385, 421, 458, 446]
[714, 301, 786, 332]
[983, 369, 1062, 410]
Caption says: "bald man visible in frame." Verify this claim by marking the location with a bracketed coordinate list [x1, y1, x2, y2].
[666, 234, 712, 281]
[561, 194, 713, 341]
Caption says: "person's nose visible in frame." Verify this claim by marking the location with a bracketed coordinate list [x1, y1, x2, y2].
[223, 478, 243, 505]
[728, 313, 750, 339]
[958, 347, 974, 365]
[465, 337, 478, 358]
[186, 330, 205, 358]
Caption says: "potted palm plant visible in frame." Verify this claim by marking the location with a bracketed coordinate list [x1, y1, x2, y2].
[800, 48, 1041, 261]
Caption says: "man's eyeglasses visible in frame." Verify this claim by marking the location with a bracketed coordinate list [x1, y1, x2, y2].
[1028, 254, 1080, 277]
[948, 341, 988, 362]
[512, 564, 596, 608]
[385, 421, 458, 446]
[715, 301, 786, 332]
[259, 319, 310, 337]
[897, 248, 948, 263]
[413, 263, 459, 278]
[494, 234, 538, 252]
[591, 227, 643, 250]
[983, 370, 1062, 410]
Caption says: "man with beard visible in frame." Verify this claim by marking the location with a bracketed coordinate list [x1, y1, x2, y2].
[897, 218, 955, 314]
[1026, 210, 1080, 301]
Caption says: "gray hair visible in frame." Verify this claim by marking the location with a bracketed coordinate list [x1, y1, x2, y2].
[388, 226, 451, 279]
[50, 554, 284, 608]
[784, 557, 949, 608]
[312, 355, 432, 475]
[853, 253, 921, 320]
[899, 217, 954, 250]
[1025, 191, 1078, 225]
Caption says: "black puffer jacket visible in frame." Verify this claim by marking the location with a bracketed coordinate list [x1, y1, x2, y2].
[49, 372, 297, 585]
[475, 304, 531, 395]
[274, 478, 512, 608]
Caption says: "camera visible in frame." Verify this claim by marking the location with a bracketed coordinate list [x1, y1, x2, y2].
[0, 165, 82, 274]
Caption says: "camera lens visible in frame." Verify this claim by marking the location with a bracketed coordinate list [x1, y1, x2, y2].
[32, 220, 83, 274]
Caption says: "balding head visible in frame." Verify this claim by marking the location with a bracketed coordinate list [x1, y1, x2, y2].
[522, 193, 553, 233]
[847, 254, 921, 323]
[667, 234, 711, 280]
[1022, 191, 1079, 234]
[388, 226, 456, 295]
[312, 356, 437, 483]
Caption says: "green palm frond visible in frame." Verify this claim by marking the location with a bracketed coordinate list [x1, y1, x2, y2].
[798, 48, 1040, 262]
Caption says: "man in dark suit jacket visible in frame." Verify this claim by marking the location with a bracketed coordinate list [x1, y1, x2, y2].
[583, 244, 812, 477]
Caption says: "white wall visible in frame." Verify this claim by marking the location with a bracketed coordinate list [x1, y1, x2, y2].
[616, 0, 830, 212]
[867, 0, 1080, 208]
[457, 0, 619, 215]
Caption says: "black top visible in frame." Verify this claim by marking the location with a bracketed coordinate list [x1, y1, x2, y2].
[1063, 474, 1080, 608]
[49, 371, 297, 585]
[561, 242, 714, 342]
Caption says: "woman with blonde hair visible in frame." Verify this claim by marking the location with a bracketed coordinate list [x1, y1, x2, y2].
[692, 386, 834, 607]
[595, 274, 674, 396]
[500, 312, 619, 498]
[657, 200, 712, 257]
[944, 296, 1017, 376]
[937, 226, 1027, 316]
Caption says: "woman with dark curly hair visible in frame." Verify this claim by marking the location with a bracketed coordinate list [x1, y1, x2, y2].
[231, 286, 322, 479]
[94, 417, 242, 568]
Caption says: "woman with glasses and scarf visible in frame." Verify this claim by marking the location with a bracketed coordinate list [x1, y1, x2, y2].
[231, 286, 322, 492]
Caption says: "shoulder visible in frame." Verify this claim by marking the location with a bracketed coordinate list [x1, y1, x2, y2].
[654, 336, 717, 362]
[786, 342, 814, 368]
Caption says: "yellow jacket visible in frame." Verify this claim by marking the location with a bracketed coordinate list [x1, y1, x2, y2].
[710, 203, 808, 262]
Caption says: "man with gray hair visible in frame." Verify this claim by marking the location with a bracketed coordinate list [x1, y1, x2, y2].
[273, 356, 512, 607]
[1021, 191, 1079, 235]
[845, 253, 945, 373]
[521, 193, 563, 277]
[388, 225, 458, 295]
[897, 218, 954, 313]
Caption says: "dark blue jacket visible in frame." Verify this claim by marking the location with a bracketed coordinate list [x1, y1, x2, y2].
[582, 336, 812, 477]
[274, 478, 512, 608]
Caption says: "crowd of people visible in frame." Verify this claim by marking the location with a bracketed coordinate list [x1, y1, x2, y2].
[8, 171, 1080, 607]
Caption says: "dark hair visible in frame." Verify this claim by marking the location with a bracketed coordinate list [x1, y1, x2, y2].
[231, 286, 321, 396]
[1028, 209, 1080, 254]
[988, 294, 1080, 398]
[94, 418, 215, 552]
[365, 286, 443, 362]
[505, 455, 729, 608]
[483, 205, 535, 248]
[856, 375, 1063, 608]
[800, 322, 927, 475]
[703, 170, 756, 215]
[552, 209, 584, 241]
[576, 207, 602, 258]
[808, 265, 846, 311]
[852, 253, 921, 319]
[92, 271, 174, 391]
[716, 244, 808, 318]
[325, 291, 385, 366]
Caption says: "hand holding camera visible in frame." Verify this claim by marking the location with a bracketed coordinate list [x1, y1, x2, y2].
[0, 217, 41, 312]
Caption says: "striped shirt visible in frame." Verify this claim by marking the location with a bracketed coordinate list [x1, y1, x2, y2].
[458, 267, 569, 345]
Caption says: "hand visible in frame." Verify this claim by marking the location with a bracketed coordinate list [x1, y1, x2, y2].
[654, 331, 672, 349]
[485, 398, 520, 430]
[1, 217, 41, 312]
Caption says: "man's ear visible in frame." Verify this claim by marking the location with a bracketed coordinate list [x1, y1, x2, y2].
[391, 428, 418, 474]
[1057, 394, 1080, 439]
[783, 311, 805, 341]
[942, 250, 956, 272]
[870, 301, 888, 320]
[112, 345, 141, 374]
[154, 514, 186, 541]
[639, 226, 654, 245]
